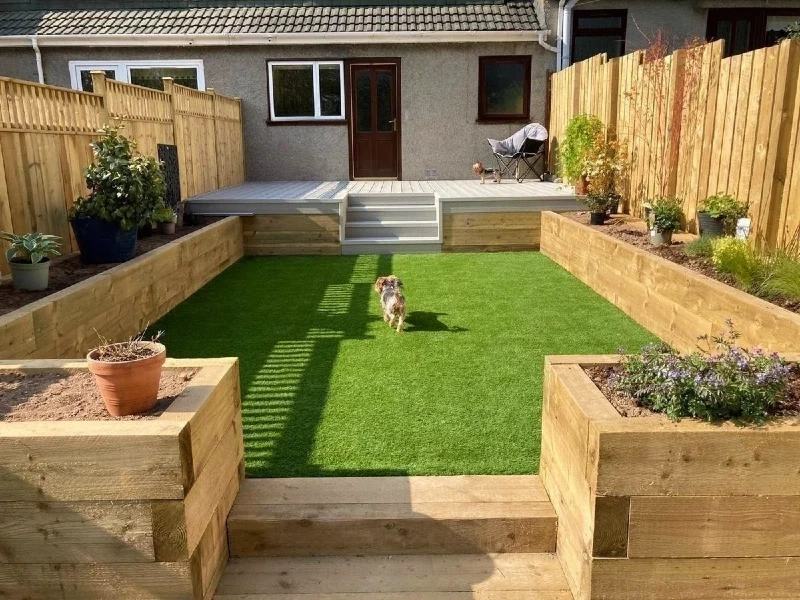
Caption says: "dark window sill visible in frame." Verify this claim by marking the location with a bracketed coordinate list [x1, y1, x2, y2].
[475, 117, 532, 124]
[266, 119, 348, 126]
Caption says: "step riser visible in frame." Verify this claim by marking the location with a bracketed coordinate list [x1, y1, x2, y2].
[346, 224, 439, 239]
[347, 208, 437, 221]
[228, 517, 557, 557]
[348, 194, 436, 207]
[342, 242, 442, 254]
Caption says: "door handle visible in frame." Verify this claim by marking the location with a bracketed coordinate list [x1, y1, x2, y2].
[390, 118, 397, 132]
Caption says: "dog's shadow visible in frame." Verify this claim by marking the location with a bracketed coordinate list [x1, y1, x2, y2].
[404, 311, 468, 333]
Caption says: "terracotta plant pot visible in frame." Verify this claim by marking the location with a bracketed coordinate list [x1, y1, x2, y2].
[87, 342, 166, 416]
[574, 175, 588, 196]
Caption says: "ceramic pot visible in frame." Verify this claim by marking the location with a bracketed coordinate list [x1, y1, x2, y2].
[71, 217, 137, 264]
[697, 212, 725, 237]
[9, 258, 50, 291]
[87, 342, 166, 417]
[650, 229, 674, 247]
[159, 221, 176, 235]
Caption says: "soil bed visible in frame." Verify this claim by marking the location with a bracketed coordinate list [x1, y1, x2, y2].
[585, 364, 800, 419]
[566, 211, 800, 315]
[0, 219, 219, 317]
[0, 367, 197, 421]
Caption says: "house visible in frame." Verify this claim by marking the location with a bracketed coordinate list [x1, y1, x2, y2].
[0, 0, 797, 183]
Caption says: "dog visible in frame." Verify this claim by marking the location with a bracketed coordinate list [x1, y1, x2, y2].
[472, 162, 501, 184]
[374, 276, 407, 333]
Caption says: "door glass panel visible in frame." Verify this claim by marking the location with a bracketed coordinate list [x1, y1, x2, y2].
[576, 15, 623, 28]
[376, 70, 393, 132]
[573, 35, 625, 63]
[271, 64, 314, 118]
[79, 69, 116, 92]
[355, 70, 372, 133]
[319, 64, 343, 117]
[129, 67, 198, 90]
[484, 62, 526, 116]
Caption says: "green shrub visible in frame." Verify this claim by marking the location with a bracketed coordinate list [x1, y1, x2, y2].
[559, 114, 604, 183]
[711, 237, 765, 292]
[71, 125, 166, 231]
[760, 250, 800, 302]
[647, 196, 683, 232]
[615, 324, 792, 423]
[699, 193, 748, 231]
[684, 235, 715, 258]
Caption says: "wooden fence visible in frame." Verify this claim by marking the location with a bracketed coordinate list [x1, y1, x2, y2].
[549, 39, 800, 248]
[0, 73, 245, 274]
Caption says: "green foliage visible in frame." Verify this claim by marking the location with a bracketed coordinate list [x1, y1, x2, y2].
[0, 231, 61, 264]
[759, 246, 800, 302]
[153, 206, 176, 224]
[646, 196, 683, 232]
[711, 237, 764, 292]
[684, 235, 715, 258]
[616, 324, 792, 423]
[559, 114, 604, 183]
[71, 125, 166, 231]
[699, 193, 748, 228]
[582, 193, 619, 213]
[785, 21, 800, 40]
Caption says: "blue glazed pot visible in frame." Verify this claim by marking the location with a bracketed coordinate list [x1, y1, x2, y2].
[71, 217, 138, 264]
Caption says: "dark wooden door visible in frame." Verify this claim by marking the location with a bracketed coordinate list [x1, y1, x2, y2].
[350, 63, 400, 179]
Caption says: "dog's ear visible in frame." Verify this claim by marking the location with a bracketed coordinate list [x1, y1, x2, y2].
[374, 277, 386, 293]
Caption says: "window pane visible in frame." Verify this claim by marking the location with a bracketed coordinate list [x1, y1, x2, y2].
[376, 70, 393, 132]
[484, 62, 526, 116]
[272, 65, 314, 118]
[79, 69, 115, 92]
[319, 64, 342, 117]
[355, 70, 372, 133]
[732, 19, 752, 55]
[129, 67, 198, 90]
[766, 14, 800, 45]
[573, 35, 625, 63]
[577, 15, 623, 29]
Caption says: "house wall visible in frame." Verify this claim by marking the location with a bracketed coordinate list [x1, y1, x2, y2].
[0, 47, 38, 81]
[4, 42, 554, 183]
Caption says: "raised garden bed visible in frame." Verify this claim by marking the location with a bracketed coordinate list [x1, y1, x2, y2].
[541, 354, 800, 600]
[0, 357, 243, 599]
[0, 216, 243, 360]
[541, 211, 800, 353]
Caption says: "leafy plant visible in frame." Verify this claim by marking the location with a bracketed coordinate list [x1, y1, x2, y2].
[684, 235, 715, 258]
[785, 21, 800, 40]
[584, 135, 627, 198]
[711, 237, 764, 292]
[558, 114, 604, 183]
[0, 231, 61, 264]
[699, 193, 748, 230]
[646, 196, 683, 232]
[71, 125, 166, 231]
[153, 206, 176, 224]
[614, 322, 792, 422]
[758, 239, 800, 302]
[582, 193, 619, 213]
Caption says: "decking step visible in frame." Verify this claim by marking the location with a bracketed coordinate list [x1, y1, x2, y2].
[348, 193, 437, 207]
[214, 553, 572, 599]
[227, 476, 557, 557]
[345, 221, 439, 239]
[341, 239, 442, 255]
[347, 204, 437, 222]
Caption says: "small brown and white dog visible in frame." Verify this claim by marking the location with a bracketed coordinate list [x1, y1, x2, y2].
[472, 162, 501, 184]
[374, 276, 406, 333]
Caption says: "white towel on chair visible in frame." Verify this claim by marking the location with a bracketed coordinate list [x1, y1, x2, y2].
[488, 123, 548, 156]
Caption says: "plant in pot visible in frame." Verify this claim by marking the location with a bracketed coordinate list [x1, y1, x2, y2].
[697, 193, 748, 237]
[558, 113, 604, 195]
[0, 231, 61, 291]
[70, 125, 167, 264]
[646, 196, 683, 246]
[582, 193, 619, 224]
[154, 206, 177, 235]
[582, 135, 626, 223]
[87, 330, 166, 417]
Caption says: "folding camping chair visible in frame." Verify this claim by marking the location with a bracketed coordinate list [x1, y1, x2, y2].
[488, 123, 548, 183]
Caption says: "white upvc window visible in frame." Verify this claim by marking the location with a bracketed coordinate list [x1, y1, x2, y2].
[68, 60, 206, 92]
[267, 61, 345, 122]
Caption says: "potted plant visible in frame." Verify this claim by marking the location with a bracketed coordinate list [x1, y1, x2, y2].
[646, 196, 683, 246]
[582, 135, 626, 223]
[559, 114, 604, 195]
[87, 330, 166, 417]
[155, 206, 178, 235]
[0, 231, 61, 291]
[582, 194, 618, 224]
[70, 125, 167, 264]
[697, 193, 748, 237]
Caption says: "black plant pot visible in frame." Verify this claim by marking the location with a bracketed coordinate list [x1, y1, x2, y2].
[590, 212, 607, 225]
[138, 223, 154, 238]
[71, 217, 138, 264]
[697, 212, 725, 237]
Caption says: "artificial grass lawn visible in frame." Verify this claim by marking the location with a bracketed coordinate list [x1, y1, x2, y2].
[155, 252, 655, 478]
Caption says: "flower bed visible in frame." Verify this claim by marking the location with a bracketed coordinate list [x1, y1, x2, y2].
[540, 211, 800, 353]
[541, 354, 800, 600]
[0, 357, 243, 599]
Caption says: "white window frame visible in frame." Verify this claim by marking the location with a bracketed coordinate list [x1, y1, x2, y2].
[68, 59, 206, 91]
[267, 60, 345, 122]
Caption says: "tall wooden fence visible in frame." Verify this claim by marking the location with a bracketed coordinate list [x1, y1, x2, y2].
[0, 73, 245, 274]
[549, 39, 800, 248]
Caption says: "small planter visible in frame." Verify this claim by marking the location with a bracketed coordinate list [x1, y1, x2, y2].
[589, 212, 607, 225]
[649, 228, 673, 246]
[159, 221, 176, 235]
[87, 342, 166, 416]
[574, 175, 588, 196]
[71, 217, 138, 264]
[697, 211, 725, 237]
[8, 258, 50, 291]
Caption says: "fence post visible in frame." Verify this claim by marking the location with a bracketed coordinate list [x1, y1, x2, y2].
[207, 88, 220, 190]
[90, 71, 109, 126]
[235, 97, 246, 182]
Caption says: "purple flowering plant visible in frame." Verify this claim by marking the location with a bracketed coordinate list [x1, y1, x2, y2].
[615, 321, 792, 422]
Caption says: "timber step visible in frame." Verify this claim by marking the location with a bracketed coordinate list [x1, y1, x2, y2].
[214, 553, 573, 598]
[341, 239, 442, 255]
[345, 220, 439, 239]
[227, 476, 557, 557]
[347, 204, 437, 222]
[348, 192, 436, 207]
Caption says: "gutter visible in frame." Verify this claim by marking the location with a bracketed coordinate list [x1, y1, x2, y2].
[0, 30, 550, 48]
[557, 0, 579, 70]
[30, 35, 44, 83]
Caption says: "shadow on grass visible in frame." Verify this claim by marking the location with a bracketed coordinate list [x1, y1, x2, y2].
[404, 311, 468, 333]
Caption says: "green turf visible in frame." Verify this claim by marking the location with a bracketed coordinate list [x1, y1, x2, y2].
[154, 252, 655, 478]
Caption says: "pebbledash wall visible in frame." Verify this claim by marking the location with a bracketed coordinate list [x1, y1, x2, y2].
[0, 42, 552, 182]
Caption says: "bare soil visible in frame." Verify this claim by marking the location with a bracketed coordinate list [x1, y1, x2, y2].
[585, 364, 800, 420]
[566, 211, 800, 315]
[0, 219, 219, 317]
[0, 368, 197, 421]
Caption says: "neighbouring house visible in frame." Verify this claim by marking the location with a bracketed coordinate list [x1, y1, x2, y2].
[0, 0, 797, 182]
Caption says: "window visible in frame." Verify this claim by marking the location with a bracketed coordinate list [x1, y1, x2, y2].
[69, 60, 205, 92]
[478, 56, 531, 122]
[267, 61, 345, 122]
[571, 10, 627, 65]
[707, 9, 800, 57]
